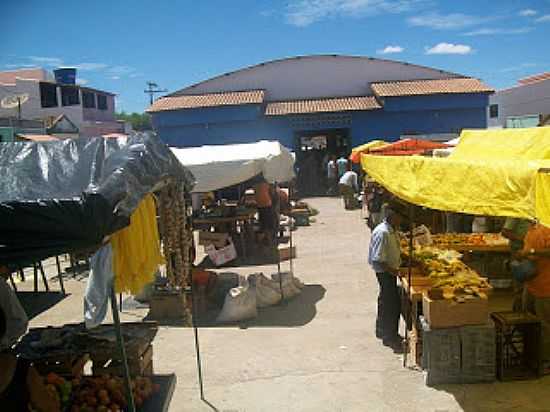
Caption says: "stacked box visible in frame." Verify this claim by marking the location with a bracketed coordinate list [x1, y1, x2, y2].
[421, 317, 496, 385]
[461, 323, 496, 383]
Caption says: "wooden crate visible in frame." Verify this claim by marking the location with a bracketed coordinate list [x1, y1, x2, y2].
[278, 246, 296, 261]
[423, 294, 489, 329]
[92, 344, 154, 377]
[148, 291, 188, 321]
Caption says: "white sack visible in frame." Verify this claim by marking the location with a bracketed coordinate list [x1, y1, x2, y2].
[269, 272, 301, 299]
[216, 280, 258, 323]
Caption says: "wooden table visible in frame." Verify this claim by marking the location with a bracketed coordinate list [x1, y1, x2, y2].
[194, 212, 256, 259]
[432, 243, 510, 253]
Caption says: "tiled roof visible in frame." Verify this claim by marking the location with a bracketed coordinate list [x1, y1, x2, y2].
[147, 90, 265, 112]
[17, 134, 59, 142]
[371, 78, 493, 97]
[265, 96, 381, 116]
[518, 72, 550, 86]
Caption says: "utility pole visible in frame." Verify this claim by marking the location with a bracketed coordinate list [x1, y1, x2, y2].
[144, 81, 167, 106]
[17, 97, 22, 126]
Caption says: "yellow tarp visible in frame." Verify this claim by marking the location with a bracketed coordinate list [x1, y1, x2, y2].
[111, 194, 164, 294]
[350, 140, 386, 163]
[361, 127, 550, 226]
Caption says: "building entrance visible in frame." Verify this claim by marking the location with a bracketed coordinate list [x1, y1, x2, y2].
[294, 128, 351, 196]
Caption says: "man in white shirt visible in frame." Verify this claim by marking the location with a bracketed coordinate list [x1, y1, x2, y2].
[338, 163, 359, 209]
[326, 156, 338, 195]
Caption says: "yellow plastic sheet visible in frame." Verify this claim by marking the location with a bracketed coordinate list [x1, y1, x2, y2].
[361, 127, 550, 226]
[111, 194, 164, 294]
[350, 140, 386, 163]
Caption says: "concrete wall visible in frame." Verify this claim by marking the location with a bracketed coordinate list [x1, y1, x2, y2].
[176, 55, 461, 101]
[488, 79, 550, 127]
[154, 95, 488, 149]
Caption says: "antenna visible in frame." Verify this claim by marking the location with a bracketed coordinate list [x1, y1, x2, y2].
[144, 81, 167, 106]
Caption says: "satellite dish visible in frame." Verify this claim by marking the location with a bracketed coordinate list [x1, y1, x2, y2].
[1, 93, 29, 109]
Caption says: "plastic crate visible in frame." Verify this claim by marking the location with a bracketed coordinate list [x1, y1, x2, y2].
[460, 322, 496, 383]
[491, 311, 542, 381]
[421, 317, 462, 385]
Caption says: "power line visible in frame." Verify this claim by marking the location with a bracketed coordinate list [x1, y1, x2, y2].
[144, 81, 167, 106]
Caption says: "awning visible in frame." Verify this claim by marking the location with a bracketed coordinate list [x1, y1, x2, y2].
[369, 138, 450, 155]
[361, 127, 550, 226]
[349, 140, 386, 163]
[171, 140, 295, 193]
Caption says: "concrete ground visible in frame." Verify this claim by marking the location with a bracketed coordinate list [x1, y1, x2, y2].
[19, 197, 550, 412]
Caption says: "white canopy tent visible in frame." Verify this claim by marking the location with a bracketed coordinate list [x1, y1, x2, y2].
[170, 140, 295, 193]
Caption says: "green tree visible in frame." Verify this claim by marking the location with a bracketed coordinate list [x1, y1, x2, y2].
[115, 111, 152, 131]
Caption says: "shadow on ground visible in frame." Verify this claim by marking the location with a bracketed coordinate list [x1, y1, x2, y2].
[194, 284, 326, 328]
[16, 291, 69, 320]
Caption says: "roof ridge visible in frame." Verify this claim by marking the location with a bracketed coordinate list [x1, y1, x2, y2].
[371, 77, 474, 85]
[164, 89, 265, 99]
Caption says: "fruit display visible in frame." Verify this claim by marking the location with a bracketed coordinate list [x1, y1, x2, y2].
[43, 372, 73, 409]
[69, 374, 160, 412]
[431, 233, 509, 247]
[411, 245, 491, 299]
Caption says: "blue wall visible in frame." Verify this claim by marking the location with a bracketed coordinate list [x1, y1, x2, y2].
[152, 93, 489, 149]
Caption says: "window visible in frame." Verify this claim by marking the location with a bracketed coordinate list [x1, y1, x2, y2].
[61, 86, 80, 106]
[82, 91, 96, 108]
[489, 104, 499, 118]
[97, 94, 108, 110]
[40, 82, 58, 108]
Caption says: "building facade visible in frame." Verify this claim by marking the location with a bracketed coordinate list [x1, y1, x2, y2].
[148, 55, 493, 151]
[488, 72, 550, 128]
[0, 68, 122, 137]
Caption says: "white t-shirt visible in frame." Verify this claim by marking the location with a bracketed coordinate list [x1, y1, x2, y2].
[339, 171, 358, 190]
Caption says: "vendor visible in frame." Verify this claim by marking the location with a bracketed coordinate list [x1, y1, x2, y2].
[254, 179, 276, 245]
[502, 218, 531, 311]
[338, 162, 359, 210]
[368, 206, 403, 353]
[0, 277, 60, 412]
[518, 223, 550, 372]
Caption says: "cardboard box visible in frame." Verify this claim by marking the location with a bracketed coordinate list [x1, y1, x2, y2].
[398, 268, 433, 287]
[278, 246, 296, 261]
[205, 238, 237, 266]
[422, 294, 489, 329]
[198, 231, 230, 248]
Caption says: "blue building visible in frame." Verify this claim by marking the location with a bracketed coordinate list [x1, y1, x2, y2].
[148, 55, 493, 192]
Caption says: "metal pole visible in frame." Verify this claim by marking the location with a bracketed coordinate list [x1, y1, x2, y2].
[109, 286, 136, 412]
[190, 283, 205, 400]
[289, 183, 294, 275]
[403, 204, 414, 368]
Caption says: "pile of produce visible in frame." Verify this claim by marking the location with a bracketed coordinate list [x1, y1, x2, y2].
[70, 374, 160, 412]
[44, 372, 73, 409]
[413, 246, 490, 300]
[431, 233, 509, 247]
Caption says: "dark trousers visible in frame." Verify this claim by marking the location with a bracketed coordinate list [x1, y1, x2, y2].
[375, 272, 401, 341]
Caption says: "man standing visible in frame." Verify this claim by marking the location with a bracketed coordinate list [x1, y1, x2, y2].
[502, 217, 531, 311]
[336, 154, 348, 180]
[338, 163, 358, 210]
[368, 206, 403, 352]
[326, 156, 337, 195]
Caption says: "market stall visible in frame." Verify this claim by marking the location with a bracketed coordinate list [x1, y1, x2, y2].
[361, 127, 550, 384]
[0, 134, 195, 411]
[171, 140, 297, 267]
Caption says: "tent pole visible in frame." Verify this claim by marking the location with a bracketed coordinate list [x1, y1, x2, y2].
[109, 286, 136, 412]
[403, 204, 414, 368]
[289, 182, 294, 275]
[191, 283, 205, 400]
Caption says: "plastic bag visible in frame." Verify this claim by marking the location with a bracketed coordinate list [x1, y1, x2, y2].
[269, 272, 301, 299]
[252, 273, 282, 307]
[216, 279, 258, 323]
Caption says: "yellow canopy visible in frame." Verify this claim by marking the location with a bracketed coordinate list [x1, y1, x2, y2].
[361, 127, 550, 226]
[350, 140, 386, 163]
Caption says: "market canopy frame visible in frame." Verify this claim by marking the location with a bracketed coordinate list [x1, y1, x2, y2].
[361, 127, 550, 226]
[170, 140, 295, 193]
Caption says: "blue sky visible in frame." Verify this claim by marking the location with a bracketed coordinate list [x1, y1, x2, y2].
[2, 0, 549, 113]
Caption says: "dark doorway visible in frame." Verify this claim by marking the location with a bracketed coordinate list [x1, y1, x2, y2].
[294, 129, 351, 196]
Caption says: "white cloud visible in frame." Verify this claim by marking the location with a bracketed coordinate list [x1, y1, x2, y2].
[377, 45, 405, 54]
[285, 0, 424, 27]
[76, 78, 89, 85]
[27, 56, 63, 67]
[535, 14, 550, 22]
[111, 76, 121, 80]
[463, 27, 531, 36]
[519, 9, 537, 17]
[425, 42, 473, 55]
[72, 62, 108, 71]
[108, 65, 136, 76]
[408, 12, 490, 30]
